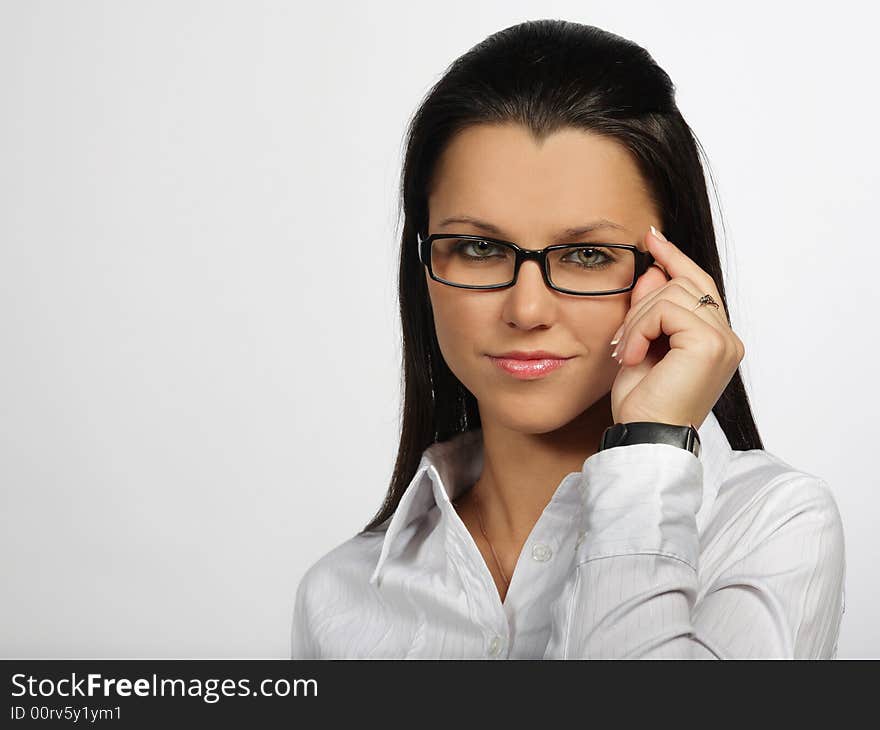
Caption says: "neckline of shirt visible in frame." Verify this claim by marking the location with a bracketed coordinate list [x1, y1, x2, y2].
[368, 410, 733, 586]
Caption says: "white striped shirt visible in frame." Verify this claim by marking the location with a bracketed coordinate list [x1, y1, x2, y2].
[290, 410, 846, 658]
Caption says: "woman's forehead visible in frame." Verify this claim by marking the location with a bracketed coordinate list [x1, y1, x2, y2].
[428, 124, 655, 242]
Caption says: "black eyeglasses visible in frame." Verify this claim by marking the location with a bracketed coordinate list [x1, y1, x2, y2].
[418, 233, 655, 296]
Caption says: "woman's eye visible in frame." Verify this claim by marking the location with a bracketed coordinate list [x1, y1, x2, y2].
[561, 247, 613, 268]
[456, 239, 503, 257]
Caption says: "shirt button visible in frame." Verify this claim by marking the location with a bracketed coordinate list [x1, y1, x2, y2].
[488, 635, 504, 657]
[531, 543, 553, 562]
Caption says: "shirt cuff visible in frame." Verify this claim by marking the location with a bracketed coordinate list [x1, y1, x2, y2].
[576, 442, 704, 568]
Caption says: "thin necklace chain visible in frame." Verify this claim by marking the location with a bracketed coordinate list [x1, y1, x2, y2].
[473, 490, 510, 587]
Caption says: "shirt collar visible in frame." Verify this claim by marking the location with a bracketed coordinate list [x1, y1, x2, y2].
[368, 410, 733, 587]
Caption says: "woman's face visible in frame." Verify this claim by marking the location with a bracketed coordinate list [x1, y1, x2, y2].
[425, 122, 662, 434]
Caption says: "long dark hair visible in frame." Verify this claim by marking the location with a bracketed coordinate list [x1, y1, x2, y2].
[361, 19, 763, 533]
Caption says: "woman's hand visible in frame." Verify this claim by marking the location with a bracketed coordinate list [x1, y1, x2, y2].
[608, 226, 745, 430]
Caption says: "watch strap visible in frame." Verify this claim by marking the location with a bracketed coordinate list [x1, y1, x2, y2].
[599, 421, 701, 458]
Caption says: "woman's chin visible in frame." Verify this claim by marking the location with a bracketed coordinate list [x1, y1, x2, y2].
[476, 399, 587, 435]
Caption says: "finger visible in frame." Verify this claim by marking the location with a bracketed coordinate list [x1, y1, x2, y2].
[645, 227, 724, 303]
[612, 276, 728, 346]
[652, 261, 671, 280]
[627, 254, 668, 311]
[612, 227, 726, 346]
[615, 291, 733, 365]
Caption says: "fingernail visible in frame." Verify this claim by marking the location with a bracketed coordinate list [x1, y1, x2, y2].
[610, 325, 624, 345]
[650, 225, 668, 243]
[610, 347, 618, 359]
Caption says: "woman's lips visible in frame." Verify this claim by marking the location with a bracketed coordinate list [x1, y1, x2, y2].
[488, 355, 572, 379]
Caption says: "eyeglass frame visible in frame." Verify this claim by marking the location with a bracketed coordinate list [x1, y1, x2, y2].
[417, 232, 656, 296]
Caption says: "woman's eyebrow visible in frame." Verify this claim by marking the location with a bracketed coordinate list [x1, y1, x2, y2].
[435, 215, 629, 240]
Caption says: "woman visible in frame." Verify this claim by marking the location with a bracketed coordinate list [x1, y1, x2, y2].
[290, 19, 845, 659]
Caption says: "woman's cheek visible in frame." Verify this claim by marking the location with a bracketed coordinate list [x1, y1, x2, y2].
[431, 301, 482, 377]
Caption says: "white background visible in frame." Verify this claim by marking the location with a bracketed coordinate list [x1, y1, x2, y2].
[1, 0, 877, 658]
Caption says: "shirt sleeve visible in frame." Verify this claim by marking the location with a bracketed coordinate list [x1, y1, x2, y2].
[543, 442, 846, 659]
[290, 571, 320, 659]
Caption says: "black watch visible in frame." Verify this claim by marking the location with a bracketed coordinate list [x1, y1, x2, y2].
[599, 421, 701, 458]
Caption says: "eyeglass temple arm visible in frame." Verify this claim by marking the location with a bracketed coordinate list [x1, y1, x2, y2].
[637, 249, 656, 275]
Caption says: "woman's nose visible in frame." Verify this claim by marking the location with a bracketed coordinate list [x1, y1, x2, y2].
[512, 259, 552, 292]
[501, 260, 560, 328]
